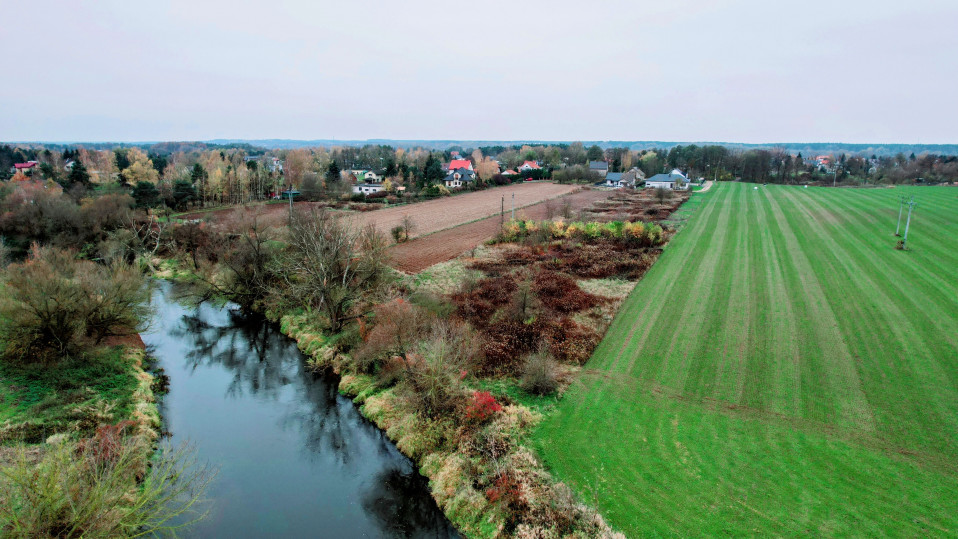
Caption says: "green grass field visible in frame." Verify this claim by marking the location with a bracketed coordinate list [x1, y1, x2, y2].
[533, 183, 958, 536]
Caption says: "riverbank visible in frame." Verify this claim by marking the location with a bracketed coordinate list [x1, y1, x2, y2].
[278, 311, 622, 538]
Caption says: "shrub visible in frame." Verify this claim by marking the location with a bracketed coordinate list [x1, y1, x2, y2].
[519, 351, 559, 395]
[398, 322, 475, 417]
[532, 270, 600, 314]
[0, 246, 150, 363]
[623, 221, 645, 244]
[480, 320, 541, 375]
[465, 391, 502, 425]
[548, 318, 600, 365]
[0, 435, 213, 537]
[390, 225, 406, 244]
[645, 223, 664, 246]
[583, 222, 602, 240]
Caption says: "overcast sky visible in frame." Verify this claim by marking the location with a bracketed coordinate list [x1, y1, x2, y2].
[2, 0, 956, 143]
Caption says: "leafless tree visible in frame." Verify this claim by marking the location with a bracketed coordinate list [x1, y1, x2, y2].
[281, 209, 389, 333]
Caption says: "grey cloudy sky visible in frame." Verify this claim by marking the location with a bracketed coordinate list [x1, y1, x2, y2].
[2, 0, 956, 143]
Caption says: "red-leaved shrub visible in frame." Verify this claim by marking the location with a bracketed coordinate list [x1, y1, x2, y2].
[532, 270, 601, 313]
[465, 390, 502, 424]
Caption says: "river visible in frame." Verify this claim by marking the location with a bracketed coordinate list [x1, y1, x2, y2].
[141, 280, 457, 538]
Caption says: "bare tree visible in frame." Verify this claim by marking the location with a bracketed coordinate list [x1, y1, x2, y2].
[281, 209, 389, 333]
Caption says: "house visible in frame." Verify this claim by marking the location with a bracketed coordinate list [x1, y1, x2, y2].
[269, 157, 283, 173]
[645, 169, 689, 190]
[599, 168, 645, 188]
[13, 161, 39, 174]
[443, 167, 476, 188]
[363, 170, 384, 183]
[589, 160, 609, 179]
[64, 160, 75, 171]
[501, 169, 518, 176]
[352, 183, 384, 195]
[447, 159, 473, 171]
[519, 161, 541, 171]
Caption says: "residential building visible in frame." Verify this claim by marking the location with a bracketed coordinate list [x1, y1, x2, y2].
[352, 183, 385, 195]
[519, 160, 541, 171]
[443, 167, 476, 188]
[589, 160, 609, 179]
[447, 159, 473, 171]
[645, 169, 689, 190]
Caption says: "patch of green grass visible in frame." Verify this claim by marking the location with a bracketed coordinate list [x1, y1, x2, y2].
[533, 183, 958, 535]
[471, 377, 559, 412]
[0, 347, 140, 443]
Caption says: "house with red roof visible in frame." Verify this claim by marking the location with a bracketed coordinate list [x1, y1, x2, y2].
[12, 161, 39, 175]
[447, 159, 473, 171]
[519, 161, 541, 171]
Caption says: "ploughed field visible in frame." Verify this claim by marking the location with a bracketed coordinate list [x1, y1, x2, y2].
[349, 182, 577, 238]
[533, 183, 958, 535]
[389, 189, 613, 273]
[188, 182, 577, 234]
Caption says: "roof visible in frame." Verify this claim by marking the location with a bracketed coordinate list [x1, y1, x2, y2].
[520, 160, 541, 169]
[605, 172, 624, 181]
[502, 169, 517, 175]
[444, 167, 476, 181]
[589, 160, 609, 170]
[646, 174, 674, 183]
[355, 183, 383, 188]
[14, 161, 38, 169]
[448, 159, 472, 170]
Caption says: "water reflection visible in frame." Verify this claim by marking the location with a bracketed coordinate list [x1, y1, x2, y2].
[143, 280, 457, 538]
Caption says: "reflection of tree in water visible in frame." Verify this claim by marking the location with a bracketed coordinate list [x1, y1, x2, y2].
[171, 307, 298, 399]
[362, 467, 459, 538]
[165, 295, 456, 536]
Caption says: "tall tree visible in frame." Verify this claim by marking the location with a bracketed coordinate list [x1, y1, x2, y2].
[67, 159, 91, 186]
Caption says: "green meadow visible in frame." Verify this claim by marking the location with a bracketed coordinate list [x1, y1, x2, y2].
[534, 183, 958, 536]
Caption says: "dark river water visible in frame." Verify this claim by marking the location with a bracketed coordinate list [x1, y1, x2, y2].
[141, 281, 457, 538]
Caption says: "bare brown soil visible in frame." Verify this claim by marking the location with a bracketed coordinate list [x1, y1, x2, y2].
[388, 189, 613, 273]
[183, 182, 578, 235]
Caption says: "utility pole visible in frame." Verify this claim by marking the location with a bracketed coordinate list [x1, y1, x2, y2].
[511, 193, 515, 220]
[902, 198, 917, 249]
[500, 195, 504, 228]
[895, 196, 906, 236]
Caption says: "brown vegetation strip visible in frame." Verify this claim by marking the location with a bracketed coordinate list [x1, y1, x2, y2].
[388, 189, 613, 273]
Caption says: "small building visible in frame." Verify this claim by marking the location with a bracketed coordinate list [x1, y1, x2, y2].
[589, 160, 609, 179]
[352, 183, 384, 195]
[501, 169, 518, 176]
[443, 167, 476, 189]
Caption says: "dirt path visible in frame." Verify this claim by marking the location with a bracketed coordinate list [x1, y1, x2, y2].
[388, 189, 614, 273]
[695, 180, 715, 193]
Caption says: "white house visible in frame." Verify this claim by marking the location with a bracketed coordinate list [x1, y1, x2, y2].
[443, 167, 476, 188]
[363, 170, 383, 183]
[518, 160, 541, 172]
[352, 183, 384, 195]
[645, 169, 689, 190]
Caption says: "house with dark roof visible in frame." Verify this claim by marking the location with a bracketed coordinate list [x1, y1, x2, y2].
[598, 167, 645, 188]
[589, 160, 609, 179]
[645, 169, 689, 190]
[443, 167, 476, 189]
